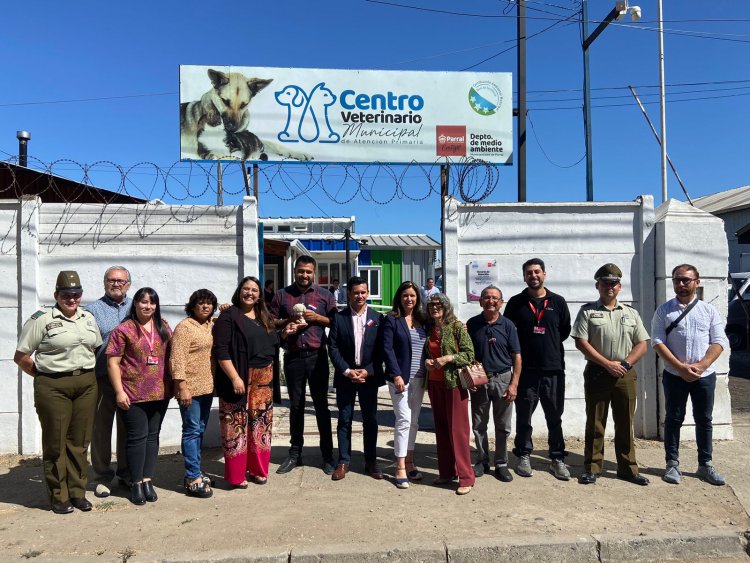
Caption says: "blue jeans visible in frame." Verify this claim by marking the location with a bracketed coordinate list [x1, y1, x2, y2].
[663, 371, 716, 466]
[179, 394, 213, 480]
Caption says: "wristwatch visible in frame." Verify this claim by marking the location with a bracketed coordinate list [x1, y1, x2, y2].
[620, 360, 632, 371]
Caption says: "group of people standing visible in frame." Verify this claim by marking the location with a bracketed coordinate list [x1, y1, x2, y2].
[14, 255, 729, 512]
[268, 256, 729, 497]
[14, 267, 280, 512]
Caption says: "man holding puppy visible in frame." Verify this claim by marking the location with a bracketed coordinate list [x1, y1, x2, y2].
[269, 256, 337, 475]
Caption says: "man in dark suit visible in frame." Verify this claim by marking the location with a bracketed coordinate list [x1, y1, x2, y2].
[328, 276, 385, 481]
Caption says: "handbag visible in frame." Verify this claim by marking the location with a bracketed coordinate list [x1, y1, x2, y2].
[459, 361, 489, 389]
[450, 324, 488, 389]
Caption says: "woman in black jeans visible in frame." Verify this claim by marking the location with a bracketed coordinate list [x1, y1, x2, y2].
[107, 287, 172, 505]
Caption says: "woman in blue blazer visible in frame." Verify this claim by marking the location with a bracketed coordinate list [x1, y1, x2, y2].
[382, 281, 428, 488]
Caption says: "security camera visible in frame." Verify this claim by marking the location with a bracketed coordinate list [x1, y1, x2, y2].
[629, 6, 642, 22]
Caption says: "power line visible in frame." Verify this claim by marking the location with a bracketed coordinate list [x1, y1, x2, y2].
[366, 1, 750, 27]
[497, 0, 576, 18]
[461, 14, 579, 71]
[0, 92, 173, 108]
[525, 84, 750, 104]
[526, 78, 750, 94]
[527, 112, 585, 168]
[530, 89, 750, 111]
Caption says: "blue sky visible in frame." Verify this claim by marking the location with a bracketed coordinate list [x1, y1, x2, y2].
[3, 0, 749, 238]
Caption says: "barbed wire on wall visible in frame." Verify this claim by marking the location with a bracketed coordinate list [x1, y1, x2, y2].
[0, 156, 500, 252]
[0, 155, 500, 205]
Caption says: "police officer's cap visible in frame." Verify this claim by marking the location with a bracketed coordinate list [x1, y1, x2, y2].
[594, 263, 622, 282]
[56, 270, 82, 291]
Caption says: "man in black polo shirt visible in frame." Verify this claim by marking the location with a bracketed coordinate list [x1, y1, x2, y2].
[504, 258, 571, 480]
[466, 285, 522, 482]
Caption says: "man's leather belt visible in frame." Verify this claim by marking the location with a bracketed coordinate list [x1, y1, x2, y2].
[37, 368, 94, 378]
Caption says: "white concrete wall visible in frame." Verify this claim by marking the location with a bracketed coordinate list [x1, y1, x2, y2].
[1, 196, 259, 454]
[654, 199, 732, 440]
[444, 195, 732, 443]
[0, 201, 21, 453]
[444, 196, 658, 440]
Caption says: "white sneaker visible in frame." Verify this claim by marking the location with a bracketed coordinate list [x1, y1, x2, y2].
[662, 462, 682, 485]
[550, 459, 571, 481]
[94, 483, 111, 498]
[696, 461, 726, 486]
[516, 454, 533, 477]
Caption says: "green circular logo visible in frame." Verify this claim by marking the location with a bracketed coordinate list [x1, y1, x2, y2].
[468, 81, 503, 116]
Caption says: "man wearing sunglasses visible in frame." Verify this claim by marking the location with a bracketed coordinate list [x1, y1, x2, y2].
[572, 263, 650, 486]
[651, 264, 729, 486]
[85, 266, 133, 497]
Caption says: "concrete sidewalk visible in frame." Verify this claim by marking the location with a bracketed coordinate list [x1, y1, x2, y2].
[0, 388, 748, 562]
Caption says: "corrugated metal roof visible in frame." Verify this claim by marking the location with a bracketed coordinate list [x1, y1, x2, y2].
[360, 234, 440, 249]
[693, 185, 750, 214]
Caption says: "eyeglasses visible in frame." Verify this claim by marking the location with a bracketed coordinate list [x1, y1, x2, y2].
[427, 303, 443, 309]
[106, 279, 129, 286]
[672, 277, 698, 285]
[59, 291, 82, 299]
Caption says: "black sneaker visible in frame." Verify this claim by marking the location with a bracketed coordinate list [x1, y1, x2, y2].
[473, 462, 490, 477]
[494, 465, 513, 482]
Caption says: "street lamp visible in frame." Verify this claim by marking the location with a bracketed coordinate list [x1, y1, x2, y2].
[582, 0, 641, 201]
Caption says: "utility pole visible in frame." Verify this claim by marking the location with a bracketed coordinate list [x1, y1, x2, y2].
[217, 162, 223, 206]
[440, 164, 449, 295]
[344, 228, 352, 283]
[517, 0, 527, 202]
[657, 0, 668, 203]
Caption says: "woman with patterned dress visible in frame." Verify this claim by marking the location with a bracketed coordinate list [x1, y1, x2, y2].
[213, 276, 279, 487]
[107, 287, 172, 505]
[169, 289, 218, 498]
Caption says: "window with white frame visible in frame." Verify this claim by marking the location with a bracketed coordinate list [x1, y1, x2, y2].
[316, 262, 345, 290]
[358, 266, 382, 300]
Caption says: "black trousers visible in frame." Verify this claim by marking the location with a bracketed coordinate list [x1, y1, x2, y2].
[335, 378, 379, 465]
[513, 369, 566, 460]
[283, 348, 334, 461]
[120, 399, 169, 483]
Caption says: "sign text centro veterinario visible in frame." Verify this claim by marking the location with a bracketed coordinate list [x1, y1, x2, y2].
[179, 65, 513, 165]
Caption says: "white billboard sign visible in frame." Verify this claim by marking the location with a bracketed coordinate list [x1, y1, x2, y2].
[179, 65, 513, 164]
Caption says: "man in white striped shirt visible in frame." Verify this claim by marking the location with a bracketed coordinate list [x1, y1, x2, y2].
[651, 264, 729, 486]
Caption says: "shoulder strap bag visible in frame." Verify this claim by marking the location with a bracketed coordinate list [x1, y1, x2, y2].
[665, 299, 699, 336]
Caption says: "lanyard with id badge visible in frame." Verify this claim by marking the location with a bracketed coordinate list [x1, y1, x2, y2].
[143, 325, 159, 365]
[528, 299, 549, 335]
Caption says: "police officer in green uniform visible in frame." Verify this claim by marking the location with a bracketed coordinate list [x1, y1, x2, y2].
[571, 263, 650, 486]
[14, 271, 102, 514]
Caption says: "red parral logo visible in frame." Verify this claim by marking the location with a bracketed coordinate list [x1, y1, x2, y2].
[436, 125, 466, 157]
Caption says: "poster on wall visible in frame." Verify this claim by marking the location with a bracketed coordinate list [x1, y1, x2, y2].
[467, 260, 499, 301]
[179, 65, 513, 164]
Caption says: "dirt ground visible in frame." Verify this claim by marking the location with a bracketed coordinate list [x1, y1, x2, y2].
[1, 377, 749, 562]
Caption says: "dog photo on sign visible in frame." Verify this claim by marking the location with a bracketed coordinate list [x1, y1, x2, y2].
[180, 68, 312, 162]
